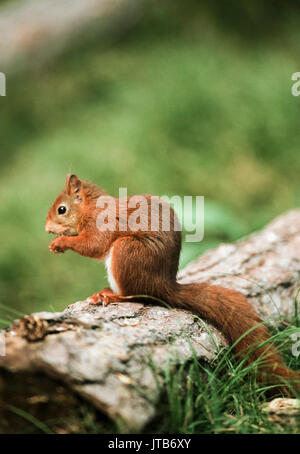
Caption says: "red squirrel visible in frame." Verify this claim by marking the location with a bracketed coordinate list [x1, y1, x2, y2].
[45, 174, 300, 394]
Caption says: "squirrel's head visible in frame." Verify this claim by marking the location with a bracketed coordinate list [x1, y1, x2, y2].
[45, 174, 84, 237]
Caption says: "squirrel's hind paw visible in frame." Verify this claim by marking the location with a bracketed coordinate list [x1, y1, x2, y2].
[87, 291, 114, 307]
[86, 289, 128, 307]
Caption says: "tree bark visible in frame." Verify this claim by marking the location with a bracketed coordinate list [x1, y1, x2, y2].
[0, 209, 299, 432]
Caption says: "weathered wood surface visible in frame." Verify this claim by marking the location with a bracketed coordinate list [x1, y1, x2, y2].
[0, 0, 145, 73]
[0, 303, 227, 432]
[0, 209, 299, 432]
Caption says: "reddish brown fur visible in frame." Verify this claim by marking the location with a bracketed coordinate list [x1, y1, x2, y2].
[45, 174, 300, 395]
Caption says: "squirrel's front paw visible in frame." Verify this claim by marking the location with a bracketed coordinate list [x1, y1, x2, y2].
[49, 237, 68, 254]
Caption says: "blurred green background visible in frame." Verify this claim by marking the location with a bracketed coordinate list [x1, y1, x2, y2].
[0, 0, 300, 320]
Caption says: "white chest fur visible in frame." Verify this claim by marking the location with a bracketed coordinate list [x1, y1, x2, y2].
[104, 247, 120, 294]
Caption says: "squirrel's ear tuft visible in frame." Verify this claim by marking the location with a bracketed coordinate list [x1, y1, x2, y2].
[66, 174, 82, 197]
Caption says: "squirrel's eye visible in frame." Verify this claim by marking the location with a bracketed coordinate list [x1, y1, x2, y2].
[58, 205, 67, 215]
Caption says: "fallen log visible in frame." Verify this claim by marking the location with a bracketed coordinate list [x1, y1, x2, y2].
[0, 209, 299, 432]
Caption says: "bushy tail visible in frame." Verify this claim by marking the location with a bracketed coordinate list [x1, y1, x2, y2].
[171, 282, 300, 395]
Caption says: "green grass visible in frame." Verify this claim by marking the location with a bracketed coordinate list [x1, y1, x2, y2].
[161, 337, 300, 434]
[147, 297, 300, 434]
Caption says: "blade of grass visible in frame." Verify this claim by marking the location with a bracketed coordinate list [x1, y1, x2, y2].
[7, 405, 53, 434]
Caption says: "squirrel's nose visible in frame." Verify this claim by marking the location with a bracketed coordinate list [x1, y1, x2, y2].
[45, 220, 53, 234]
